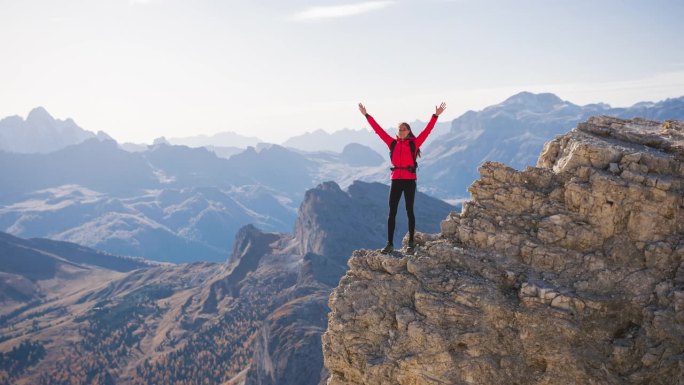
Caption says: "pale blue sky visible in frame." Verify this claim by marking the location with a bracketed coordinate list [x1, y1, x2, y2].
[1, 0, 683, 143]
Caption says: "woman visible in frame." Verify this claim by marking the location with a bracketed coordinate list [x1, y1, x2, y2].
[358, 101, 447, 254]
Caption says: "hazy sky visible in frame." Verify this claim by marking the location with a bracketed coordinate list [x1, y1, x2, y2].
[2, 0, 683, 144]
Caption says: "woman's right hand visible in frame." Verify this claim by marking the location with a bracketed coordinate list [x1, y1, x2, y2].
[358, 102, 368, 116]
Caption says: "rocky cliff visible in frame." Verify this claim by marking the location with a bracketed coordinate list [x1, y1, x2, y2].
[323, 116, 684, 385]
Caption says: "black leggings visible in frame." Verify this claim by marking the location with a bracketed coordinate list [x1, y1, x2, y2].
[387, 179, 416, 245]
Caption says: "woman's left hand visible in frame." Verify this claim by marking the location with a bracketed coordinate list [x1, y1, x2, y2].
[435, 102, 447, 116]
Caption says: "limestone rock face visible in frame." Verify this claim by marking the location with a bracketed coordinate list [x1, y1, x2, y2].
[323, 116, 684, 385]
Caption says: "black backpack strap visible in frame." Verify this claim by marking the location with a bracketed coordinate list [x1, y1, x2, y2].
[389, 140, 397, 160]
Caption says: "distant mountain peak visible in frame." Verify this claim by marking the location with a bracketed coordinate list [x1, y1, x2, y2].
[340, 142, 384, 167]
[26, 106, 55, 123]
[584, 102, 612, 110]
[227, 224, 280, 266]
[317, 180, 344, 192]
[96, 131, 114, 141]
[0, 107, 116, 154]
[167, 130, 263, 148]
[153, 136, 170, 146]
[502, 91, 564, 107]
[631, 101, 656, 108]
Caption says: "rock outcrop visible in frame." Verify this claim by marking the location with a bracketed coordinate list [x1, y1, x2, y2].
[323, 116, 684, 384]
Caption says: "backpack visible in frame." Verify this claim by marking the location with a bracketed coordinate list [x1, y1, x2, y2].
[389, 139, 418, 173]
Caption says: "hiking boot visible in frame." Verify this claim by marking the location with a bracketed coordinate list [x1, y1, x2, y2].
[406, 240, 415, 254]
[380, 242, 394, 254]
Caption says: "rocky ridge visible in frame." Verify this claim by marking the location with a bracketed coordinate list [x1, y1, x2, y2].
[323, 116, 684, 384]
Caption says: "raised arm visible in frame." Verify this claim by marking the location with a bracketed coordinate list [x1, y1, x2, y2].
[415, 102, 446, 148]
[359, 102, 393, 147]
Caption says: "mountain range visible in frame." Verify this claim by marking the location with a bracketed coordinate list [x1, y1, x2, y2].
[168, 131, 263, 149]
[359, 92, 684, 201]
[1, 92, 683, 263]
[282, 116, 452, 156]
[0, 107, 112, 154]
[0, 135, 384, 262]
[0, 180, 454, 385]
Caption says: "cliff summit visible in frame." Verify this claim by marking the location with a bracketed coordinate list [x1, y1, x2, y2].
[323, 116, 684, 385]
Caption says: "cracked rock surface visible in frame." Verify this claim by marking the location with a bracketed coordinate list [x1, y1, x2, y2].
[322, 116, 684, 385]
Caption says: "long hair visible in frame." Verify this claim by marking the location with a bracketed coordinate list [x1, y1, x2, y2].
[399, 122, 421, 158]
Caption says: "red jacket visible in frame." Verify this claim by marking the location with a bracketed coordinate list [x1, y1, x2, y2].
[366, 113, 438, 180]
